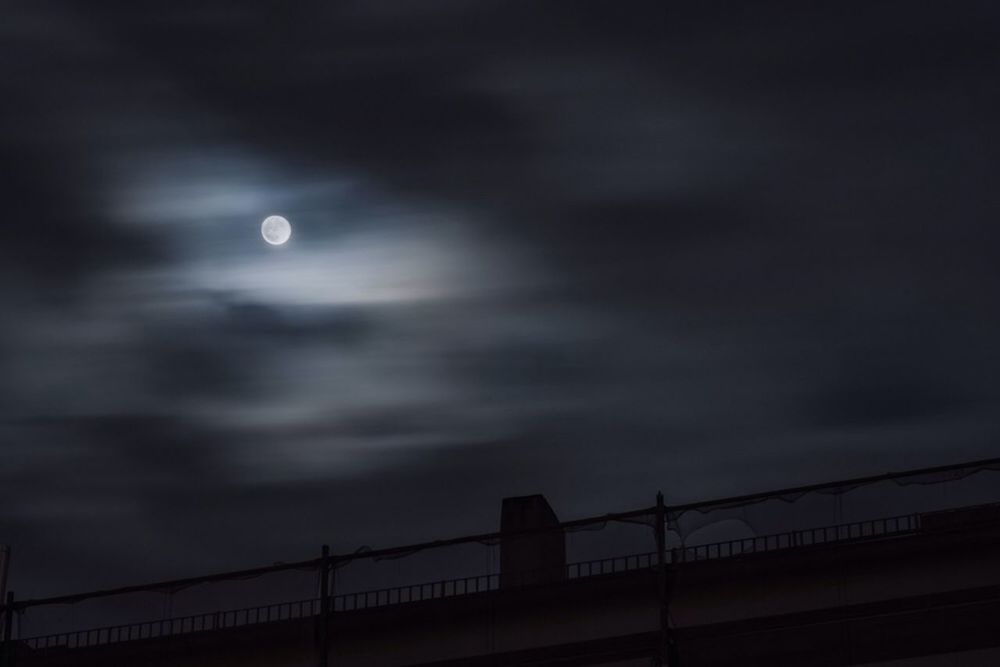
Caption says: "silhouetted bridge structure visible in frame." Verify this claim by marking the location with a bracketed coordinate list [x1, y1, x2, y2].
[3, 457, 1000, 666]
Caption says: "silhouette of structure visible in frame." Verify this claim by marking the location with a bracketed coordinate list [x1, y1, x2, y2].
[3, 458, 1000, 666]
[500, 495, 566, 589]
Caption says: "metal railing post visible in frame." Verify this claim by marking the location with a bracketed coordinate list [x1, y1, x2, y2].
[2, 591, 14, 667]
[655, 493, 667, 664]
[318, 545, 330, 667]
[655, 492, 679, 666]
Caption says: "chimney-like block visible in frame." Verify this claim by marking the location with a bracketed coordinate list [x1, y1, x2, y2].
[499, 494, 566, 589]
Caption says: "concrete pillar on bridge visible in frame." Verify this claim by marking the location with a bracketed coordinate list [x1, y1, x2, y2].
[500, 494, 566, 589]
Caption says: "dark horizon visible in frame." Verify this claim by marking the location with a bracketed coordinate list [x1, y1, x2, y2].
[3, 1, 1000, 601]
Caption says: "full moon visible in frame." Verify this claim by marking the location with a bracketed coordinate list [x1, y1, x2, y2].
[261, 215, 292, 245]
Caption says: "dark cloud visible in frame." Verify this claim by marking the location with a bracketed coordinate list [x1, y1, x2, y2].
[2, 0, 1000, 604]
[1, 139, 165, 291]
[222, 300, 373, 345]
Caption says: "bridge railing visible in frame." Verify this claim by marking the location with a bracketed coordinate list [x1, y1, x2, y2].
[672, 513, 920, 563]
[9, 457, 1000, 657]
[22, 598, 321, 651]
[19, 510, 925, 651]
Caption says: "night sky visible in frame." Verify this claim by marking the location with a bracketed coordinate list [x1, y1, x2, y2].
[3, 1, 1000, 597]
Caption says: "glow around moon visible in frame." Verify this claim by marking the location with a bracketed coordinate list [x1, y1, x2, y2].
[261, 215, 292, 245]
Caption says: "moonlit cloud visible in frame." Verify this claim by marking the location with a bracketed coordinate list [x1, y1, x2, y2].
[177, 227, 544, 305]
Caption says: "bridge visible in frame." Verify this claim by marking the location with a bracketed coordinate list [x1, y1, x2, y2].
[3, 458, 1000, 666]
